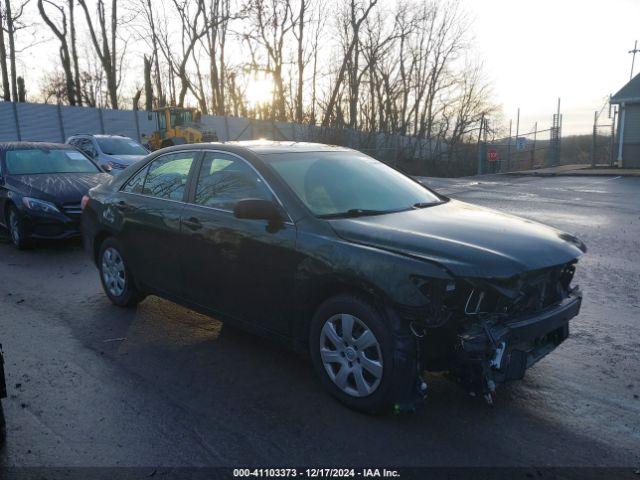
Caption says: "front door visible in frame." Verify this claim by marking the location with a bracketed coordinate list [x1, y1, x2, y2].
[180, 151, 298, 336]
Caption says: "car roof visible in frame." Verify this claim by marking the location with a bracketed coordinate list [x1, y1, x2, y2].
[68, 134, 131, 139]
[0, 141, 71, 152]
[166, 140, 352, 155]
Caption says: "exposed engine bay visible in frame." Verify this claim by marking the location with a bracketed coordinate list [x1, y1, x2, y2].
[414, 261, 581, 404]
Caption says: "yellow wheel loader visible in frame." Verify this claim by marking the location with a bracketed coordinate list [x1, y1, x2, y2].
[147, 107, 218, 151]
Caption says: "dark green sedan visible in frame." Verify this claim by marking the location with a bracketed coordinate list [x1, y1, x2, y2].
[81, 141, 585, 413]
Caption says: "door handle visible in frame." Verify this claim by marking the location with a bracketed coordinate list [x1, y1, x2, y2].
[183, 216, 203, 230]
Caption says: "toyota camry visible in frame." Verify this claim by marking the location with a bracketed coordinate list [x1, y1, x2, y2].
[81, 141, 585, 413]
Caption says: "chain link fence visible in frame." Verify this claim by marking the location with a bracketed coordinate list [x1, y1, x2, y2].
[0, 100, 617, 177]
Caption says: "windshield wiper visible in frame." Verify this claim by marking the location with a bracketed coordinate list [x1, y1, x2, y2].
[413, 201, 441, 209]
[318, 208, 392, 219]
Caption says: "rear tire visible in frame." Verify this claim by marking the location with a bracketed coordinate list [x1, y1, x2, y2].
[7, 206, 31, 250]
[98, 237, 144, 307]
[309, 294, 419, 414]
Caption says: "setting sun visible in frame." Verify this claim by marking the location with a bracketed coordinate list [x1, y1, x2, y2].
[245, 74, 275, 108]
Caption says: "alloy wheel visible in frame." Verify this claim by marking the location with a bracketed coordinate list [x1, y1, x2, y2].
[101, 247, 126, 297]
[319, 313, 383, 397]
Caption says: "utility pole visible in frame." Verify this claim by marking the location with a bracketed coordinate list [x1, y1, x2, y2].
[476, 113, 485, 176]
[630, 40, 639, 80]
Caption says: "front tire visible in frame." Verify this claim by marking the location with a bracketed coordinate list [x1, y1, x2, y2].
[7, 206, 31, 250]
[98, 238, 144, 307]
[309, 294, 419, 414]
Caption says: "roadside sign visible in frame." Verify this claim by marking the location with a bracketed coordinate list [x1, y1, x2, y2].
[487, 148, 499, 162]
[516, 137, 528, 151]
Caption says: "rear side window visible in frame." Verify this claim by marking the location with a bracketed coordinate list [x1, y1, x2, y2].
[122, 152, 196, 201]
[122, 165, 149, 194]
[194, 152, 272, 210]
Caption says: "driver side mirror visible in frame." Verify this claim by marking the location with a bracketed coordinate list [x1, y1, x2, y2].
[101, 163, 113, 173]
[233, 199, 282, 223]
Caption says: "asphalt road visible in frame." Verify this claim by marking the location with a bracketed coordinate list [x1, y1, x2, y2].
[0, 175, 638, 468]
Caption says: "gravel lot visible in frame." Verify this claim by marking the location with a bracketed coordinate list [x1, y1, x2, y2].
[0, 175, 638, 468]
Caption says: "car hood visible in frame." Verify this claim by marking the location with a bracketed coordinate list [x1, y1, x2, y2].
[7, 173, 111, 205]
[328, 199, 585, 279]
[105, 154, 146, 165]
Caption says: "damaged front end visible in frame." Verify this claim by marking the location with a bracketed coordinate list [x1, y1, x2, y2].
[416, 261, 582, 403]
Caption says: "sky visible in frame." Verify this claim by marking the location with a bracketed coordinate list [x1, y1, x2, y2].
[463, 0, 640, 135]
[16, 0, 640, 136]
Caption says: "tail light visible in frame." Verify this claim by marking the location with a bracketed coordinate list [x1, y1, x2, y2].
[81, 195, 90, 211]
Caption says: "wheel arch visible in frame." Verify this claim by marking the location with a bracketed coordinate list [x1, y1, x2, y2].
[92, 230, 113, 265]
[2, 194, 23, 229]
[294, 275, 391, 350]
[3, 199, 15, 226]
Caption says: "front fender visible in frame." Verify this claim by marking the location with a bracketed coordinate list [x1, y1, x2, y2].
[292, 230, 454, 341]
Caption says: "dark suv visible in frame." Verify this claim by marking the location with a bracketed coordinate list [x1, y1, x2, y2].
[81, 142, 585, 413]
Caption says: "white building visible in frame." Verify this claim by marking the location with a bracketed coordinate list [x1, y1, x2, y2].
[611, 73, 640, 168]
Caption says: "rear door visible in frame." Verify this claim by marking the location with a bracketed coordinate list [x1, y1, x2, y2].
[116, 150, 200, 297]
[180, 150, 298, 336]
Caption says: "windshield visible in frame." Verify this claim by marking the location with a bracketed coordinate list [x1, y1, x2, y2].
[96, 137, 148, 156]
[263, 151, 442, 217]
[170, 110, 193, 127]
[4, 148, 101, 175]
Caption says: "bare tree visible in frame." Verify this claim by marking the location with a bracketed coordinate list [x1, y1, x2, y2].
[143, 53, 152, 110]
[16, 73, 24, 100]
[132, 86, 141, 109]
[0, 8, 10, 101]
[135, 0, 165, 107]
[77, 0, 121, 109]
[37, 0, 77, 105]
[4, 0, 30, 102]
[68, 0, 82, 105]
[245, 0, 297, 120]
[157, 0, 208, 108]
[4, 0, 18, 101]
[291, 0, 313, 123]
[322, 0, 377, 127]
[201, 0, 233, 115]
[9, 0, 495, 173]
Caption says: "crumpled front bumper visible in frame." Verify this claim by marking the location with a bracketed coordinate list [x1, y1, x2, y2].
[453, 289, 582, 396]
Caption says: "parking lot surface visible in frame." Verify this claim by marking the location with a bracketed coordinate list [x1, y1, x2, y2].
[0, 175, 638, 467]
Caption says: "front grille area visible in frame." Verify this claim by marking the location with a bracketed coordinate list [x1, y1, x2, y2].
[457, 262, 577, 319]
[62, 202, 82, 218]
[513, 265, 572, 314]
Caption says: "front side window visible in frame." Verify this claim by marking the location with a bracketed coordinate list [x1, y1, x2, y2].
[4, 148, 100, 175]
[263, 151, 442, 217]
[194, 152, 272, 210]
